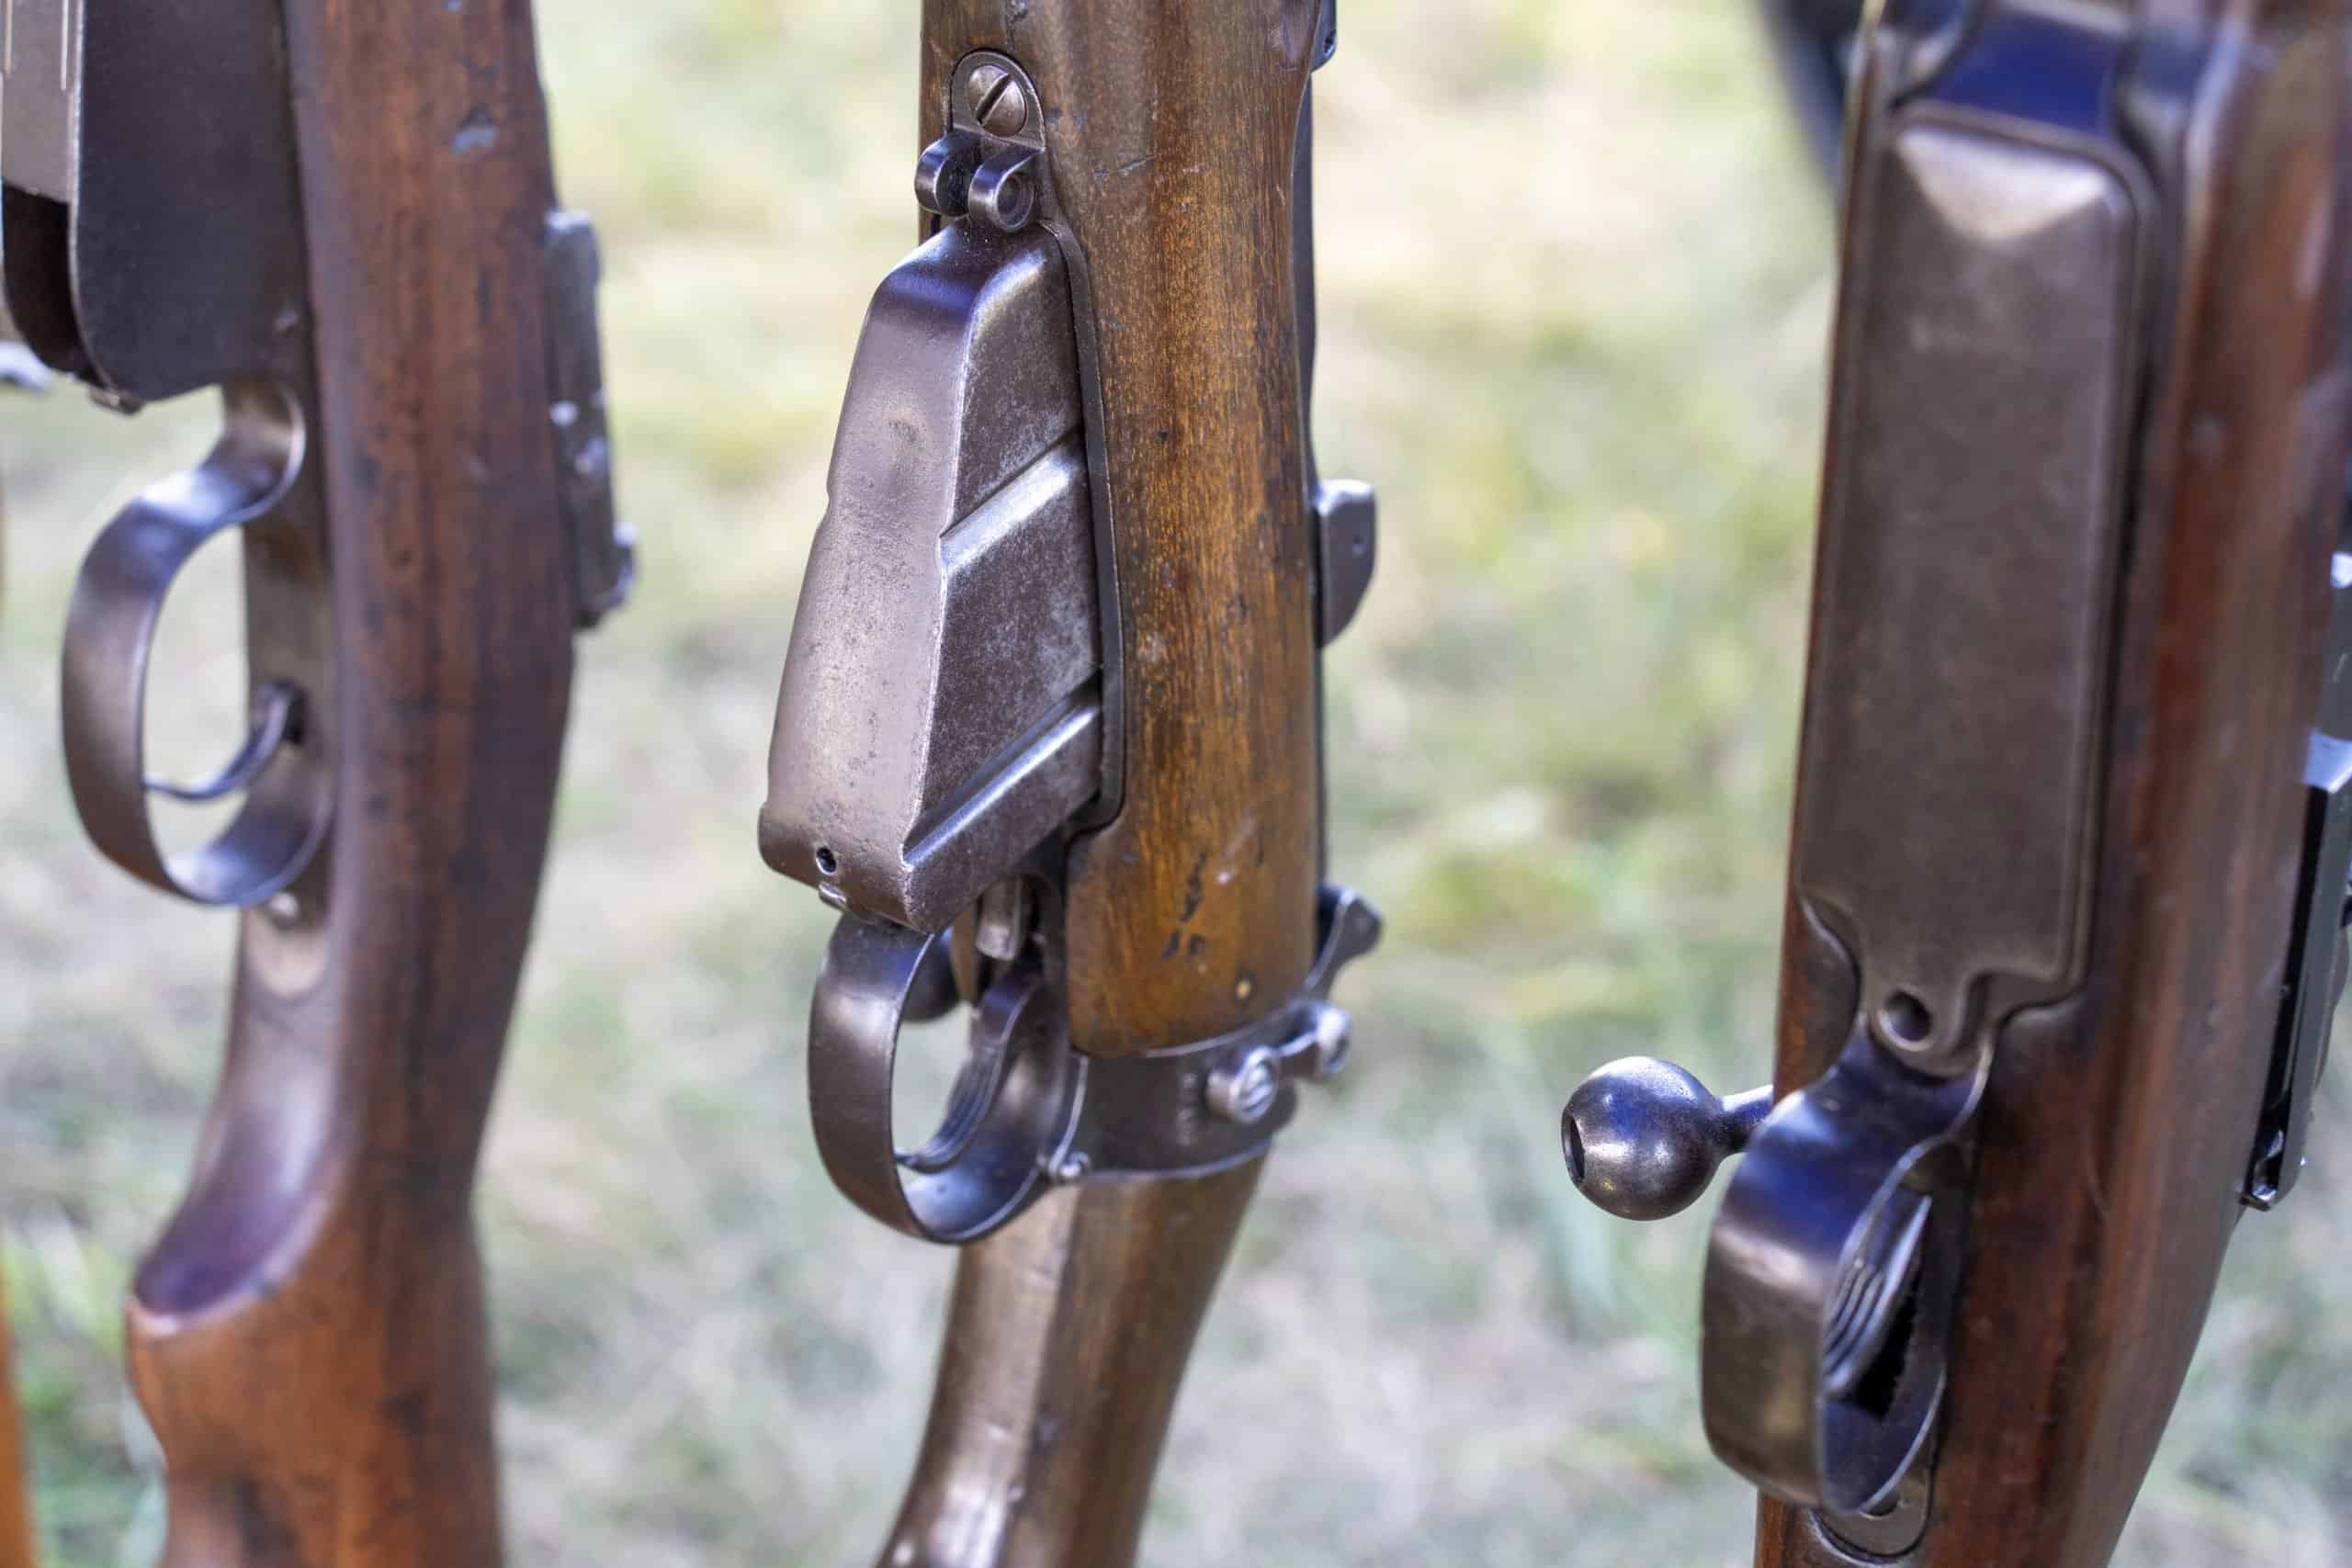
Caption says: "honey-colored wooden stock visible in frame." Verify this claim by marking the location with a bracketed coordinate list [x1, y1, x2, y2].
[119, 1, 572, 1563]
[0, 1273, 34, 1568]
[883, 1164, 1262, 1568]
[1760, 11, 2352, 1564]
[888, 6, 1325, 1564]
[924, 0, 1324, 1058]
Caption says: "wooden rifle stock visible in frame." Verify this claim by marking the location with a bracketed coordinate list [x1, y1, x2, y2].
[1753, 5, 2352, 1562]
[878, 5, 1328, 1562]
[0, 0, 604, 1559]
[1563, 3, 2352, 1560]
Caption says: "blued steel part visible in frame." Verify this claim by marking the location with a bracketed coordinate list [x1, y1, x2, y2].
[1053, 884, 1380, 1178]
[1313, 479, 1377, 646]
[1, 0, 310, 402]
[1818, 1436, 1936, 1560]
[1705, 1032, 1984, 1515]
[1792, 106, 2143, 1077]
[61, 378, 334, 907]
[808, 915, 1079, 1244]
[543, 211, 635, 629]
[760, 220, 1102, 933]
[809, 885, 1377, 1245]
[1562, 1058, 1774, 1222]
[2243, 542, 2352, 1209]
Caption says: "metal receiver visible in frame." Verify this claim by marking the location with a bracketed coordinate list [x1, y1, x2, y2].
[767, 49, 1379, 1245]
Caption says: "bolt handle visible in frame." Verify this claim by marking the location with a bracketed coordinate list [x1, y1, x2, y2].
[1562, 1057, 1773, 1221]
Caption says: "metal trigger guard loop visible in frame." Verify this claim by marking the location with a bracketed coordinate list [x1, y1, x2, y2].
[808, 919, 1078, 1244]
[807, 884, 1382, 1247]
[60, 385, 333, 908]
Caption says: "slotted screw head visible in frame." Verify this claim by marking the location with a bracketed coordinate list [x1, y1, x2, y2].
[964, 62, 1029, 138]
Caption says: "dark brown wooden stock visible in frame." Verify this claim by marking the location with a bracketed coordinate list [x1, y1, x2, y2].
[890, 5, 1324, 1563]
[0, 1276, 33, 1568]
[119, 2, 572, 1563]
[1760, 10, 2352, 1564]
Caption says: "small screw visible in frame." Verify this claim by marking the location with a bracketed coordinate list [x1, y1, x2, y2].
[965, 62, 1029, 138]
[1054, 1152, 1091, 1183]
[1207, 1045, 1283, 1125]
[263, 891, 304, 929]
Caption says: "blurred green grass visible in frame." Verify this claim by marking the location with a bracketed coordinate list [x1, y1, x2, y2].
[2, 2, 2347, 1564]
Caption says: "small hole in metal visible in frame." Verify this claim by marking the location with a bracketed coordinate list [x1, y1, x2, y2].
[1878, 990, 1933, 1048]
[814, 844, 839, 877]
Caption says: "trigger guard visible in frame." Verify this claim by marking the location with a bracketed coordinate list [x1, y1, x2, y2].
[808, 913, 1080, 1244]
[60, 392, 332, 908]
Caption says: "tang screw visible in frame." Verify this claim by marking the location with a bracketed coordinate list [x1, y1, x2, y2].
[964, 62, 1030, 138]
[1207, 1045, 1283, 1125]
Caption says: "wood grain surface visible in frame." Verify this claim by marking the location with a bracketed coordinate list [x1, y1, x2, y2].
[884, 1164, 1263, 1568]
[924, 0, 1325, 1056]
[882, 6, 1327, 1565]
[118, 0, 575, 1562]
[1759, 8, 2352, 1562]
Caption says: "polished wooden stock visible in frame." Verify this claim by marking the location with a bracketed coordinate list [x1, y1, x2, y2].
[119, 1, 575, 1562]
[887, 4, 1327, 1563]
[1759, 6, 2352, 1562]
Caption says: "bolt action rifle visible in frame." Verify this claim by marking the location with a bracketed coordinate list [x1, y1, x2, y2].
[757, 2, 1377, 1562]
[1562, 1, 2352, 1562]
[0, 0, 628, 1558]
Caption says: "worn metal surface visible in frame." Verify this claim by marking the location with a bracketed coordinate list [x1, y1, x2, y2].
[1796, 109, 2141, 1077]
[2242, 538, 2352, 1210]
[544, 211, 636, 628]
[760, 221, 1102, 935]
[808, 882, 1376, 1244]
[2, 0, 309, 400]
[13, 0, 343, 908]
[1706, 1032, 1983, 1520]
[60, 378, 334, 905]
[1562, 1057, 1771, 1222]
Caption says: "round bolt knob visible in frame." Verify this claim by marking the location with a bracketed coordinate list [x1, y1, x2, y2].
[1561, 1057, 1771, 1221]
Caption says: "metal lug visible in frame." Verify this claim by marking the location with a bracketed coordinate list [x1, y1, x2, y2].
[2244, 543, 2352, 1210]
[1314, 479, 1376, 646]
[542, 211, 635, 629]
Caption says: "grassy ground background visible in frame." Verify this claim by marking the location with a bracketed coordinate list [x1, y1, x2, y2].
[3, 2, 2348, 1563]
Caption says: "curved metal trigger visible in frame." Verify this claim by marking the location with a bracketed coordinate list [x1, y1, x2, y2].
[808, 913, 1080, 1244]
